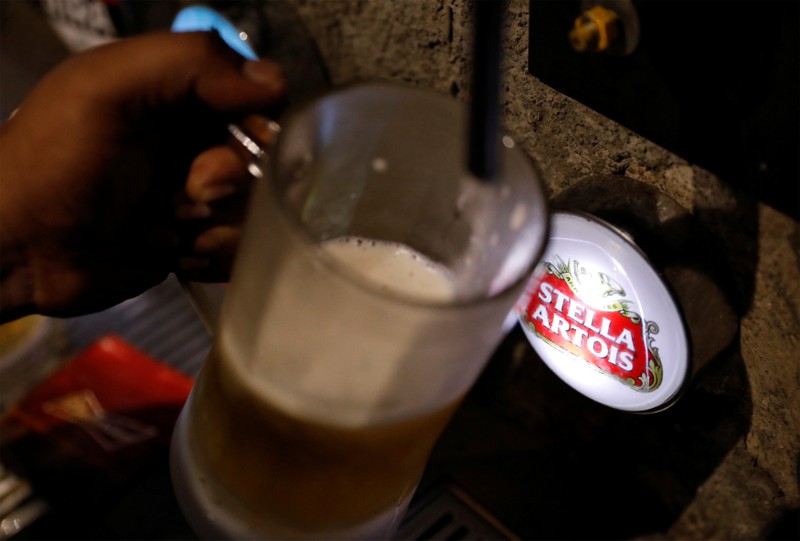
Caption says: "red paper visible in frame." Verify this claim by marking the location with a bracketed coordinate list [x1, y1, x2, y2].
[0, 335, 194, 477]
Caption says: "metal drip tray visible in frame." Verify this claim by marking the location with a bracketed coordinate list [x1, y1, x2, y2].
[397, 484, 517, 541]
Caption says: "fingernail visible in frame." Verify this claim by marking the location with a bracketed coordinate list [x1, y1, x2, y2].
[176, 202, 212, 220]
[243, 60, 287, 94]
[198, 183, 236, 203]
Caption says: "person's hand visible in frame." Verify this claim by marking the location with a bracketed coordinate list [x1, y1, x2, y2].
[0, 31, 286, 321]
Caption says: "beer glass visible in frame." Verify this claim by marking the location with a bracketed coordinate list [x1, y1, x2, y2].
[171, 81, 548, 539]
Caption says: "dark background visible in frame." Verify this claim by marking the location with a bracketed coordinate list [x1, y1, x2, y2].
[529, 0, 799, 219]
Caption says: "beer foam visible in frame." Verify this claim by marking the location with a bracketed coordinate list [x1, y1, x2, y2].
[321, 237, 456, 303]
[221, 235, 481, 428]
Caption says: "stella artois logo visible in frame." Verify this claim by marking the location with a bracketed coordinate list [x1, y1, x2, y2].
[521, 256, 664, 391]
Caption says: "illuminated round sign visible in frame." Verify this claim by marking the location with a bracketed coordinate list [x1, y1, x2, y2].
[517, 212, 690, 412]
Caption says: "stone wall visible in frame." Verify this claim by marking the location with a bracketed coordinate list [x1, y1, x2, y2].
[289, 0, 733, 207]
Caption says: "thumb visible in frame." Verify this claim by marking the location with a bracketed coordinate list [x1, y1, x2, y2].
[76, 31, 287, 116]
[192, 35, 288, 113]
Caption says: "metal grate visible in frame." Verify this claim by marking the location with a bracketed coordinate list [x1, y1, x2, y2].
[396, 484, 518, 541]
[66, 275, 211, 377]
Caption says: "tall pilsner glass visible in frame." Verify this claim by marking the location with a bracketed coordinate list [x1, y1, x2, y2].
[171, 82, 548, 539]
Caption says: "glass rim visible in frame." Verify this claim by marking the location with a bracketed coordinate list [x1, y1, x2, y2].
[262, 81, 550, 310]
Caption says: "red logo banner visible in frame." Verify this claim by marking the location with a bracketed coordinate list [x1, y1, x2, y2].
[522, 258, 664, 391]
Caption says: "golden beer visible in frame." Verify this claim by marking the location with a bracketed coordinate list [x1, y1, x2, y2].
[180, 237, 468, 536]
[189, 344, 461, 532]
